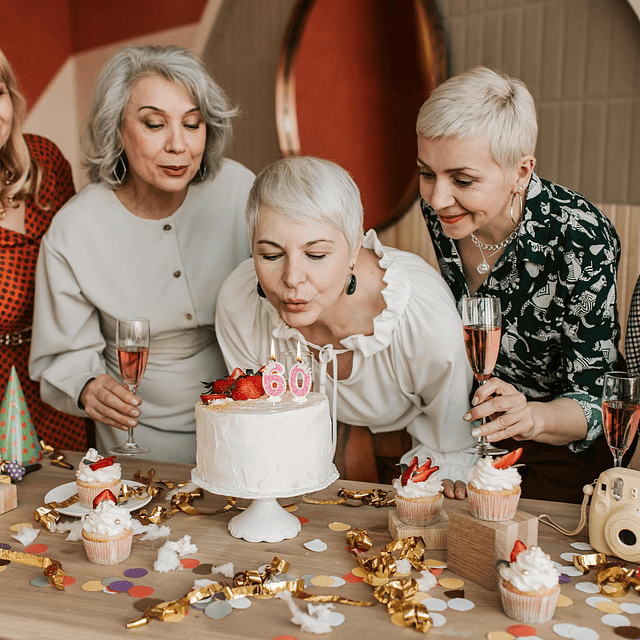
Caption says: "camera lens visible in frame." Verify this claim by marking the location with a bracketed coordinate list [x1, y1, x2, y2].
[619, 529, 638, 547]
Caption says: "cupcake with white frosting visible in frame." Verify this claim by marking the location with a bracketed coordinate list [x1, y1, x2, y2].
[499, 541, 560, 623]
[76, 449, 121, 508]
[466, 448, 522, 521]
[393, 457, 443, 526]
[81, 494, 133, 565]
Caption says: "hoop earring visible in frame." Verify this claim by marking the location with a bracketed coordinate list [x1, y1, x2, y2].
[114, 155, 127, 185]
[257, 282, 266, 298]
[510, 191, 524, 225]
[346, 273, 357, 296]
[198, 162, 207, 180]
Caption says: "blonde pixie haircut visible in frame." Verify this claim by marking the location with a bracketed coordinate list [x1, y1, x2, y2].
[0, 48, 43, 207]
[246, 156, 364, 254]
[417, 66, 538, 171]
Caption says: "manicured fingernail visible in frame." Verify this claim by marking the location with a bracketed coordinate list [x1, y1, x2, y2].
[472, 397, 479, 405]
[128, 419, 136, 427]
[131, 409, 140, 417]
[130, 398, 140, 406]
[471, 429, 480, 437]
[463, 413, 472, 421]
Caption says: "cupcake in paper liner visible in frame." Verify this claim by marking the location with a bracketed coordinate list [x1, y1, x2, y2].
[81, 493, 133, 565]
[467, 448, 523, 522]
[393, 457, 443, 526]
[76, 448, 121, 508]
[499, 541, 560, 624]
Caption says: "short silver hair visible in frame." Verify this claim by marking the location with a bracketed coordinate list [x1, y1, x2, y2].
[246, 156, 363, 253]
[417, 66, 538, 170]
[84, 45, 236, 187]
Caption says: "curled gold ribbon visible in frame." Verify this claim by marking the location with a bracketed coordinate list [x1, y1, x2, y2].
[35, 493, 81, 530]
[573, 552, 606, 574]
[302, 487, 395, 507]
[346, 528, 373, 552]
[0, 549, 65, 589]
[597, 562, 640, 598]
[39, 440, 74, 470]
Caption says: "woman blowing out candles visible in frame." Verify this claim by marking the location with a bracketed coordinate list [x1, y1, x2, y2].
[216, 155, 475, 497]
[29, 45, 254, 462]
[0, 47, 87, 450]
[416, 66, 621, 502]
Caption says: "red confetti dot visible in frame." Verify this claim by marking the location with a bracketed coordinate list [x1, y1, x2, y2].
[24, 544, 48, 554]
[128, 585, 155, 598]
[430, 568, 444, 576]
[297, 516, 309, 524]
[62, 576, 76, 586]
[180, 558, 200, 569]
[342, 572, 363, 583]
[507, 624, 537, 637]
[104, 586, 119, 594]
[272, 637, 300, 640]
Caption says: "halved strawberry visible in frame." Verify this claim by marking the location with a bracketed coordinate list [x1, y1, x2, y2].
[230, 367, 244, 380]
[200, 393, 228, 404]
[493, 447, 523, 470]
[400, 456, 419, 487]
[231, 377, 263, 401]
[244, 374, 264, 397]
[510, 540, 527, 562]
[93, 489, 118, 509]
[212, 377, 234, 394]
[412, 459, 439, 483]
[89, 455, 116, 471]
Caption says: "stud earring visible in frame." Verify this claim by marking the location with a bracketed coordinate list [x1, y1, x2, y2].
[257, 282, 266, 298]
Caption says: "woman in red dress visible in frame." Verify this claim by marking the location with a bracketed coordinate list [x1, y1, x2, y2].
[0, 48, 86, 450]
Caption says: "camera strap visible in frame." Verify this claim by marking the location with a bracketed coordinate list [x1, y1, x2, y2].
[538, 483, 593, 536]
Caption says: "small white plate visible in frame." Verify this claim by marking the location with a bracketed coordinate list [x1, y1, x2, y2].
[44, 480, 152, 517]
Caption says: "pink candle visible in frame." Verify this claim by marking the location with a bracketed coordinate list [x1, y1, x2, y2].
[263, 340, 286, 404]
[289, 342, 312, 404]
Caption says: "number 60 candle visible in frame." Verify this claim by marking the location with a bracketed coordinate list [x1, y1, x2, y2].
[289, 342, 312, 404]
[262, 340, 286, 404]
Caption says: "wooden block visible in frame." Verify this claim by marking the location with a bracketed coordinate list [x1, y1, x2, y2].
[446, 508, 538, 590]
[0, 483, 17, 514]
[388, 508, 449, 549]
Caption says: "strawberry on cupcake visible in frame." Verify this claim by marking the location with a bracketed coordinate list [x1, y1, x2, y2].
[393, 456, 443, 526]
[75, 449, 121, 509]
[466, 448, 523, 522]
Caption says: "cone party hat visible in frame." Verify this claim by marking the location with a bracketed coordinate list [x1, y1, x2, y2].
[0, 366, 43, 465]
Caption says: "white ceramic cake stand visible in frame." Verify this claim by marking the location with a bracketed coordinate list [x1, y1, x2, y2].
[191, 467, 338, 543]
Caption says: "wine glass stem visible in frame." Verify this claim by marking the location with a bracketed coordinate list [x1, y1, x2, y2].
[125, 427, 136, 446]
[125, 384, 139, 445]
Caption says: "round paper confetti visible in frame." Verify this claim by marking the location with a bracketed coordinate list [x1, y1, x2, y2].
[614, 626, 640, 638]
[351, 567, 367, 578]
[272, 637, 300, 640]
[560, 552, 577, 562]
[0, 565, 6, 573]
[0, 559, 10, 566]
[602, 614, 632, 627]
[204, 600, 233, 619]
[128, 586, 155, 598]
[81, 580, 105, 592]
[101, 576, 121, 586]
[342, 572, 363, 583]
[133, 598, 164, 613]
[311, 575, 335, 587]
[557, 594, 574, 607]
[413, 592, 431, 603]
[559, 566, 585, 577]
[586, 596, 612, 608]
[107, 580, 134, 593]
[575, 582, 600, 594]
[62, 576, 76, 587]
[327, 611, 345, 627]
[328, 522, 350, 531]
[571, 541, 594, 551]
[438, 577, 464, 589]
[9, 523, 32, 532]
[303, 538, 327, 552]
[124, 567, 148, 578]
[559, 574, 571, 584]
[103, 586, 119, 595]
[487, 633, 515, 640]
[230, 597, 251, 610]
[621, 603, 640, 615]
[23, 544, 47, 554]
[430, 612, 446, 627]
[297, 516, 309, 524]
[0, 543, 10, 549]
[596, 600, 622, 614]
[554, 623, 579, 637]
[192, 563, 213, 575]
[507, 624, 536, 637]
[180, 558, 200, 569]
[329, 576, 345, 588]
[300, 574, 316, 588]
[569, 628, 600, 640]
[30, 576, 51, 587]
[423, 597, 447, 611]
[444, 589, 465, 599]
[447, 597, 474, 611]
[425, 559, 447, 568]
[390, 612, 406, 628]
[191, 599, 211, 610]
[368, 576, 389, 586]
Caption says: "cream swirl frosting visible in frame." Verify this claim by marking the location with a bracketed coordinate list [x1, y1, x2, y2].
[82, 500, 133, 536]
[76, 448, 121, 483]
[499, 546, 559, 592]
[467, 456, 521, 491]
[393, 475, 443, 499]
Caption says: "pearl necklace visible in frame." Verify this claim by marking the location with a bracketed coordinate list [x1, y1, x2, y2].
[470, 225, 520, 275]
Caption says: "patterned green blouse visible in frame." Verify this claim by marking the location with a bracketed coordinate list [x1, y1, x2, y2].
[422, 173, 620, 452]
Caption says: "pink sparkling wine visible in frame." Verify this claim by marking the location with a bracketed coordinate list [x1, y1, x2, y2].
[463, 325, 501, 382]
[117, 346, 149, 389]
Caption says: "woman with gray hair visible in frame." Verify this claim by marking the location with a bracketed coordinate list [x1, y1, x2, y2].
[416, 66, 621, 501]
[216, 155, 475, 495]
[30, 45, 254, 462]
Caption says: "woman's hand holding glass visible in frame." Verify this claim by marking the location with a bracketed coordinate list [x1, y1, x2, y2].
[80, 373, 142, 432]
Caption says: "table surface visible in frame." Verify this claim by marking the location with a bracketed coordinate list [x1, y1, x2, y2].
[0, 452, 633, 640]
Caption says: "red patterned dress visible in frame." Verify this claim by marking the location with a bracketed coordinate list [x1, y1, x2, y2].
[0, 134, 87, 450]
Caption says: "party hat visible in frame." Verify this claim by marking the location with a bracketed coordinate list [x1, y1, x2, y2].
[0, 366, 43, 465]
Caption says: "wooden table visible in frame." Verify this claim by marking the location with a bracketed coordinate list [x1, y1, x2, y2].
[0, 452, 632, 639]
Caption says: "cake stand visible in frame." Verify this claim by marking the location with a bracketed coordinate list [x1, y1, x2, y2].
[191, 466, 339, 543]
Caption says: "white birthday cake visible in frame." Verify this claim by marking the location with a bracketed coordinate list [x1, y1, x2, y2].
[193, 390, 338, 498]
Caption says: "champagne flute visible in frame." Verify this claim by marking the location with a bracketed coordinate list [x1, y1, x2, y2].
[602, 371, 640, 467]
[460, 296, 508, 456]
[111, 317, 150, 456]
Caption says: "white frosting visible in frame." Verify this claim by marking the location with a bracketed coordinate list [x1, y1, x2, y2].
[467, 456, 522, 491]
[195, 391, 337, 497]
[393, 475, 443, 498]
[81, 500, 133, 536]
[76, 448, 122, 483]
[500, 546, 560, 592]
